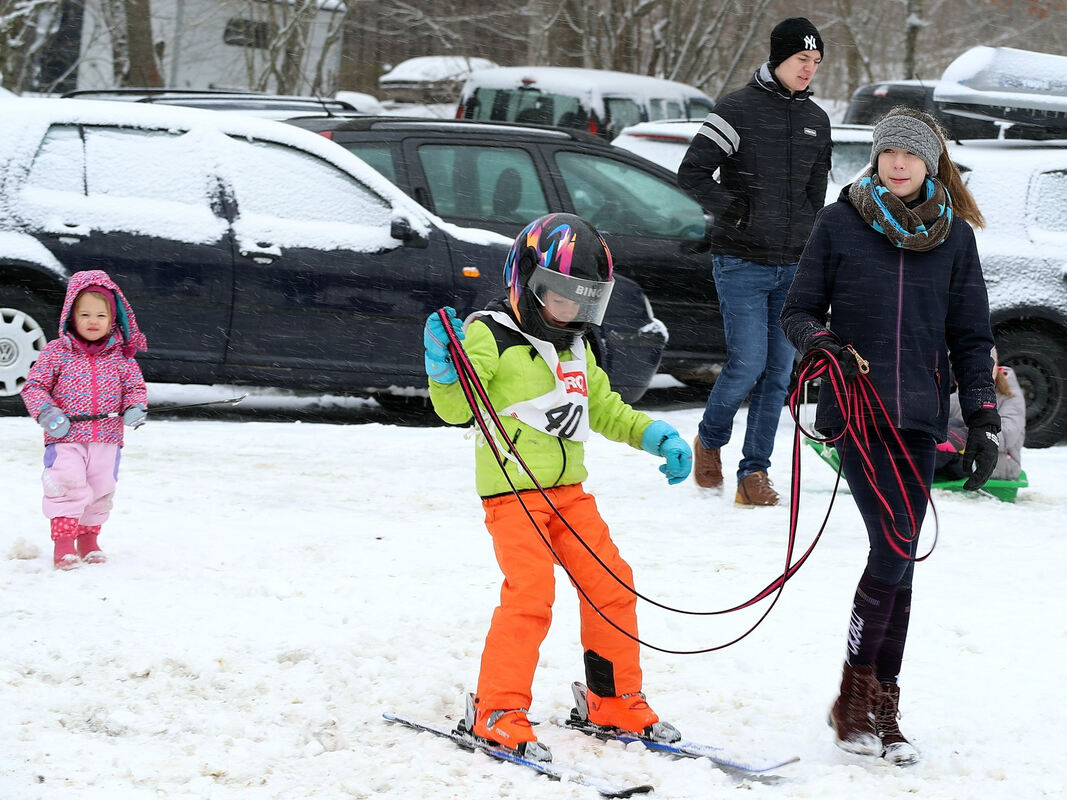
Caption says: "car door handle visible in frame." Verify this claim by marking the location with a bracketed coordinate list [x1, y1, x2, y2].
[239, 240, 283, 264]
[56, 222, 90, 245]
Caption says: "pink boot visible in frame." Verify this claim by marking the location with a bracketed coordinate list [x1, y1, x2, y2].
[76, 524, 107, 564]
[51, 517, 80, 570]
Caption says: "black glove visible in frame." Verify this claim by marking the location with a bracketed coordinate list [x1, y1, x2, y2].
[806, 332, 862, 384]
[961, 408, 1002, 491]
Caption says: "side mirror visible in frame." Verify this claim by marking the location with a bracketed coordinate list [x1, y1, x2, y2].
[390, 216, 428, 249]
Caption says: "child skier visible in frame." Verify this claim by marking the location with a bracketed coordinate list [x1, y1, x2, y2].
[424, 213, 692, 761]
[21, 270, 148, 569]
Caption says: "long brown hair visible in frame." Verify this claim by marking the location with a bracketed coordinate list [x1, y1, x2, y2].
[883, 106, 985, 229]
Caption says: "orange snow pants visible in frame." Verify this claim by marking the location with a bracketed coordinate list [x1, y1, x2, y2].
[475, 483, 642, 713]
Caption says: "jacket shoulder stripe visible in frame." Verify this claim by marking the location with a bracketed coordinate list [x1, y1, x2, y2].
[696, 113, 739, 155]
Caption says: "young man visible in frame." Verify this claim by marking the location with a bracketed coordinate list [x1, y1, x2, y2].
[678, 17, 831, 506]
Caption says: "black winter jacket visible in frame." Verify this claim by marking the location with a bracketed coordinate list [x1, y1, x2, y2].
[677, 64, 831, 266]
[781, 191, 997, 439]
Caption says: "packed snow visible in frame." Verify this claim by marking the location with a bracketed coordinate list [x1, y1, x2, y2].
[2, 382, 1064, 799]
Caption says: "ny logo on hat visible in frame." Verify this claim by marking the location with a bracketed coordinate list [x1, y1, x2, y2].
[804, 34, 817, 50]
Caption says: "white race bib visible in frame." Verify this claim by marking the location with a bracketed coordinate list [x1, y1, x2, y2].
[468, 310, 591, 441]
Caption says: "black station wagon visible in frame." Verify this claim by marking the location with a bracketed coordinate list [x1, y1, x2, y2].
[285, 116, 727, 386]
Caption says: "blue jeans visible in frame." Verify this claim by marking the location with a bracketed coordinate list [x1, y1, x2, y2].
[698, 254, 797, 480]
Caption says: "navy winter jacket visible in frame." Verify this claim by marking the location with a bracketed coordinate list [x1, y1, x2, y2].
[677, 64, 831, 266]
[781, 193, 997, 439]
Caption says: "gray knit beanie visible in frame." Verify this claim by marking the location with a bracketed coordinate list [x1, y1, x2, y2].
[870, 114, 943, 176]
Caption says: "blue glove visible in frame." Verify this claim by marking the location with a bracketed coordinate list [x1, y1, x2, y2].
[424, 307, 465, 385]
[37, 404, 70, 438]
[123, 404, 148, 429]
[641, 420, 692, 485]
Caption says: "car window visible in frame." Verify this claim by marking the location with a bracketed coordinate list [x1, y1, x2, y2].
[555, 151, 705, 240]
[83, 127, 211, 207]
[648, 98, 684, 121]
[21, 125, 223, 243]
[1032, 170, 1067, 232]
[604, 97, 643, 135]
[417, 144, 548, 224]
[344, 142, 397, 183]
[830, 141, 872, 185]
[687, 97, 715, 117]
[468, 87, 583, 127]
[224, 137, 391, 226]
[25, 125, 84, 193]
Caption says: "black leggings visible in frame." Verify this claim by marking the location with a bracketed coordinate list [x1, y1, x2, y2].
[837, 429, 937, 589]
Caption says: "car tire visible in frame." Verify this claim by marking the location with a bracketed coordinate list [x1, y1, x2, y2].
[0, 285, 55, 414]
[995, 325, 1067, 449]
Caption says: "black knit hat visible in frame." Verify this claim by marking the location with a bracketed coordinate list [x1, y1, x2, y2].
[769, 17, 824, 68]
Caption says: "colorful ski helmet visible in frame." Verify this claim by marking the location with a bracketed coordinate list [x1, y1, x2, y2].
[503, 213, 615, 346]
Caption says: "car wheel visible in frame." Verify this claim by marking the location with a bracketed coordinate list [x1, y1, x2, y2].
[995, 325, 1067, 449]
[0, 286, 54, 414]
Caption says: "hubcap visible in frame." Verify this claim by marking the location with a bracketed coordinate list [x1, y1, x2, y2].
[0, 308, 46, 396]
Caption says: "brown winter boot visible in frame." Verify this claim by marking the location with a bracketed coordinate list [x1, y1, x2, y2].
[875, 682, 920, 766]
[735, 471, 779, 506]
[828, 663, 880, 755]
[692, 437, 722, 488]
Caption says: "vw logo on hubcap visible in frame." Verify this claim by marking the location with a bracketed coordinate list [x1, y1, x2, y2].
[0, 338, 17, 367]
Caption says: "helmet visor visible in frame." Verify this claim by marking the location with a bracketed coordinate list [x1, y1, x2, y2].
[528, 267, 615, 326]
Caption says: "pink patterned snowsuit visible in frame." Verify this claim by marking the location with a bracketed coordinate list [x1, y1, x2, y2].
[21, 270, 148, 525]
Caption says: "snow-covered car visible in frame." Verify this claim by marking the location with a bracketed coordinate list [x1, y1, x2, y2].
[950, 137, 1067, 447]
[611, 119, 874, 204]
[456, 66, 715, 140]
[0, 97, 665, 412]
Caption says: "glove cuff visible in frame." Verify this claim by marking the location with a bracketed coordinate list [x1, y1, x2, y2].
[966, 407, 1001, 432]
[641, 420, 677, 456]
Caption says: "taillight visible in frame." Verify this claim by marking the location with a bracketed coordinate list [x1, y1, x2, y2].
[587, 119, 598, 136]
[317, 130, 334, 140]
[455, 103, 465, 119]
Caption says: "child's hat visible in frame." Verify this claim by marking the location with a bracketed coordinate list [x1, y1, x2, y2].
[79, 285, 117, 320]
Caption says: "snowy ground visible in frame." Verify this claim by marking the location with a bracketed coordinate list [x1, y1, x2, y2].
[2, 384, 1064, 800]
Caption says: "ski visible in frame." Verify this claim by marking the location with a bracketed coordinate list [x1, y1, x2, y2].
[383, 712, 654, 798]
[553, 715, 799, 784]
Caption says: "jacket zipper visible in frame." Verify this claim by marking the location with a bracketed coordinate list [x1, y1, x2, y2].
[90, 354, 100, 442]
[895, 251, 904, 426]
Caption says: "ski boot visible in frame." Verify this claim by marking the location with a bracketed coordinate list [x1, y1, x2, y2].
[458, 693, 552, 762]
[570, 681, 681, 743]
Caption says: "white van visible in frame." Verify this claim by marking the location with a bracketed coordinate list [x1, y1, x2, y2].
[456, 66, 715, 140]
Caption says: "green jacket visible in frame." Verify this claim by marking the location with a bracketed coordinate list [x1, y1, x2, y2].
[429, 314, 654, 497]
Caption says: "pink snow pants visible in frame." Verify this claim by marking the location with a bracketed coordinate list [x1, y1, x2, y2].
[41, 442, 121, 525]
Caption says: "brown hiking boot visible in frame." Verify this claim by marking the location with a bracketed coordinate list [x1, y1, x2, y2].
[875, 682, 920, 766]
[692, 437, 722, 488]
[828, 663, 880, 755]
[735, 471, 779, 506]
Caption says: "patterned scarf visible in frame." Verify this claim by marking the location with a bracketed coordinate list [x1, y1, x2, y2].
[847, 167, 953, 252]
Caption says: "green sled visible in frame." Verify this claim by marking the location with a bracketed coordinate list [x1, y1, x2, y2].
[803, 438, 1027, 503]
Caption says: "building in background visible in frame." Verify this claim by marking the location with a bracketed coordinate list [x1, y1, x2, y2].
[36, 0, 345, 95]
